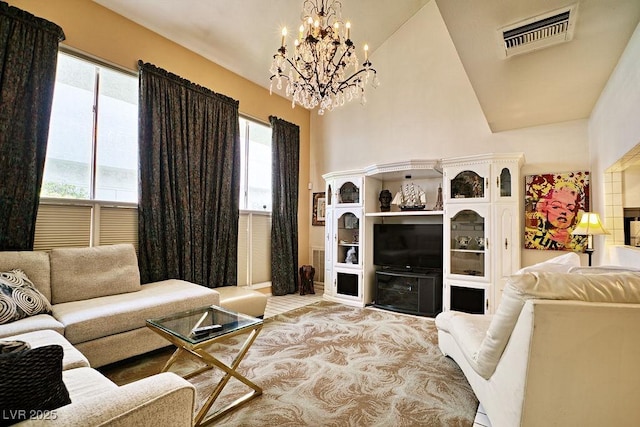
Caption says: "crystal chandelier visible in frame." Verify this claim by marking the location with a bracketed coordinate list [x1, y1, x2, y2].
[269, 0, 378, 115]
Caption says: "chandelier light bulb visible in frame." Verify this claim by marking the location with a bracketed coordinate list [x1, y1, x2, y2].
[269, 0, 378, 114]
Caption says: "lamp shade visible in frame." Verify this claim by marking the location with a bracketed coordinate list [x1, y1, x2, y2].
[571, 212, 610, 236]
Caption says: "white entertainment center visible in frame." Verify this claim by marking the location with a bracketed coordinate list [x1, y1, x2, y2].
[322, 153, 524, 316]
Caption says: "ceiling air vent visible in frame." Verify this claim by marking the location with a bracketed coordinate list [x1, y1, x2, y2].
[498, 4, 578, 58]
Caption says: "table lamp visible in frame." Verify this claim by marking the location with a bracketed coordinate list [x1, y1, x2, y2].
[571, 212, 610, 266]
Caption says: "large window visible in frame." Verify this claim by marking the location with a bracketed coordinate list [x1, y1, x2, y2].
[35, 51, 138, 251]
[42, 51, 138, 202]
[239, 117, 272, 211]
[238, 117, 272, 287]
[36, 54, 273, 289]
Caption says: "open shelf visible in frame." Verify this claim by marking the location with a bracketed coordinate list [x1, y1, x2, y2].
[366, 210, 444, 217]
[451, 249, 484, 254]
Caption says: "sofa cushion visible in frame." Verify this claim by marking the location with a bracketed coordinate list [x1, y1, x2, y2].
[0, 314, 64, 339]
[509, 271, 640, 302]
[0, 269, 53, 325]
[0, 344, 71, 424]
[8, 330, 90, 370]
[0, 251, 51, 301]
[53, 279, 219, 344]
[50, 244, 141, 304]
[472, 271, 640, 379]
[568, 265, 640, 274]
[434, 310, 492, 359]
[515, 252, 581, 274]
[62, 367, 118, 402]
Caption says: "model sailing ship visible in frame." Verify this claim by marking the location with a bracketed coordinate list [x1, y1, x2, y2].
[392, 183, 426, 211]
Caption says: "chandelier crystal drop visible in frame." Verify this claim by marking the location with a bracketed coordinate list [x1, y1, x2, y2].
[269, 0, 379, 115]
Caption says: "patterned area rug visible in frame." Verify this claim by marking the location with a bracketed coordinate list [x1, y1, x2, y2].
[102, 301, 478, 426]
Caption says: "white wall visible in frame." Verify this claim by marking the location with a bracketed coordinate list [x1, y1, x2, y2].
[590, 23, 640, 177]
[589, 22, 640, 263]
[310, 1, 591, 267]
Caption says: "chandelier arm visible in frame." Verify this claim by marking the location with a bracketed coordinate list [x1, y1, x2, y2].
[330, 44, 352, 71]
[278, 55, 312, 85]
[323, 0, 341, 26]
[316, 39, 351, 95]
[302, 0, 319, 19]
[333, 67, 377, 93]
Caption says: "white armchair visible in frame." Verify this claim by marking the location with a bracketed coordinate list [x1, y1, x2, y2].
[436, 267, 640, 427]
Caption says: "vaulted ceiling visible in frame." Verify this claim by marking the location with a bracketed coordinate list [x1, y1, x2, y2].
[94, 0, 640, 132]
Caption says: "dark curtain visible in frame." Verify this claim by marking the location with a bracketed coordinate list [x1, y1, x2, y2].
[0, 2, 64, 251]
[269, 116, 300, 296]
[138, 61, 240, 288]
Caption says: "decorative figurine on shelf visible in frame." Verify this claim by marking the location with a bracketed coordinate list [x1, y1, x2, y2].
[472, 176, 483, 197]
[474, 236, 485, 250]
[433, 185, 444, 211]
[379, 189, 392, 212]
[345, 247, 357, 264]
[456, 235, 472, 249]
[391, 183, 426, 211]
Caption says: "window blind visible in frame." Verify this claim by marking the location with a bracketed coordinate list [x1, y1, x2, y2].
[237, 214, 249, 286]
[34, 204, 92, 251]
[251, 214, 271, 284]
[237, 212, 271, 286]
[98, 206, 138, 250]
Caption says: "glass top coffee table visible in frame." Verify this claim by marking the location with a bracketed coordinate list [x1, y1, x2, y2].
[147, 305, 263, 426]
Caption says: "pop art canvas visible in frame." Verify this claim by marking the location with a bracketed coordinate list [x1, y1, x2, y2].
[524, 171, 590, 251]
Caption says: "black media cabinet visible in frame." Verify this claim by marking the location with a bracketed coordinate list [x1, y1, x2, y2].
[374, 270, 443, 317]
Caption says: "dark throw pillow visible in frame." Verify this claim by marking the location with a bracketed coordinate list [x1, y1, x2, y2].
[0, 269, 52, 325]
[0, 344, 71, 426]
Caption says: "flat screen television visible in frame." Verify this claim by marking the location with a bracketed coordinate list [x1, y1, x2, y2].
[373, 223, 443, 271]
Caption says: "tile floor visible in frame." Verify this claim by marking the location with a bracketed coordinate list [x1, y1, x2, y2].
[263, 286, 324, 318]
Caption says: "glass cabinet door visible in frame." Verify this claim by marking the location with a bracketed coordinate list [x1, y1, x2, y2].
[449, 208, 488, 278]
[491, 163, 519, 202]
[334, 209, 361, 267]
[334, 177, 362, 205]
[499, 167, 512, 197]
[446, 164, 490, 203]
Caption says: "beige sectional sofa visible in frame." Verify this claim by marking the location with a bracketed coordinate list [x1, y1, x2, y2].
[436, 254, 640, 427]
[4, 329, 195, 426]
[0, 244, 220, 367]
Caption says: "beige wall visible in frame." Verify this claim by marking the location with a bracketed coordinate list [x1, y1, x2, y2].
[9, 0, 312, 266]
[311, 1, 592, 267]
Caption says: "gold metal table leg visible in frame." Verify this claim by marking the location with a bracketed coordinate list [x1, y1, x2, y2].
[193, 327, 263, 426]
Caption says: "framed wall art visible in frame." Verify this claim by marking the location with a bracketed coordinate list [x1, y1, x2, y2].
[524, 171, 590, 251]
[312, 192, 326, 226]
